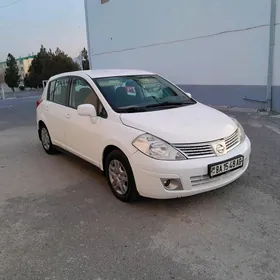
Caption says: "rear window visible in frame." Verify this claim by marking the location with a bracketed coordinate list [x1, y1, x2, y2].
[47, 80, 56, 100]
[47, 77, 70, 106]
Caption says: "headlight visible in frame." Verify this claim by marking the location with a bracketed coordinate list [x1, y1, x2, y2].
[232, 118, 246, 143]
[132, 133, 186, 160]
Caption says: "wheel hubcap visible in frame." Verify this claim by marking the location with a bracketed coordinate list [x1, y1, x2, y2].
[108, 160, 128, 195]
[41, 128, 50, 150]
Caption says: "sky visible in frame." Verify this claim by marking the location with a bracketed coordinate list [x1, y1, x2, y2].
[0, 0, 87, 61]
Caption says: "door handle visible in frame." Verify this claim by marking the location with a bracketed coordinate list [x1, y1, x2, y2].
[65, 113, 71, 119]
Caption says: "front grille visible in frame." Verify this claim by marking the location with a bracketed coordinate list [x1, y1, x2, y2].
[225, 129, 239, 151]
[190, 175, 213, 187]
[173, 129, 240, 159]
[173, 143, 215, 159]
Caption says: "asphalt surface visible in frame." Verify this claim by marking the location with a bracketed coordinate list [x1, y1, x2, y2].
[0, 97, 280, 280]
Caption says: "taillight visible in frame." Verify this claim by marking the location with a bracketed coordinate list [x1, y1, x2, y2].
[36, 98, 43, 108]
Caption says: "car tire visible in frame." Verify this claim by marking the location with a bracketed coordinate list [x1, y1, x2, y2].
[39, 125, 58, 155]
[105, 150, 140, 202]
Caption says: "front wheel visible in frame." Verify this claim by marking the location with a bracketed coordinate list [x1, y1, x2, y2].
[105, 150, 140, 202]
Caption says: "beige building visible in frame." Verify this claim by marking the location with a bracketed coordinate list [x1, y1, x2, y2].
[0, 55, 34, 85]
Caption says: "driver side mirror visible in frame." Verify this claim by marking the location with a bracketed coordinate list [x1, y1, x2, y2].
[185, 92, 192, 98]
[77, 104, 97, 123]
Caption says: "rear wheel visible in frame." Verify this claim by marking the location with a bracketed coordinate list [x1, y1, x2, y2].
[105, 150, 139, 202]
[40, 125, 58, 154]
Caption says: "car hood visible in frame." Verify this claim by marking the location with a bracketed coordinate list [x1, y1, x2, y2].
[120, 103, 237, 143]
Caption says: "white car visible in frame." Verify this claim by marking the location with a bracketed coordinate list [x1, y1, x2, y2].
[36, 69, 251, 202]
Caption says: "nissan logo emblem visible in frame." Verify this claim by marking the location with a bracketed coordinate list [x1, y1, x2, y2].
[216, 144, 225, 154]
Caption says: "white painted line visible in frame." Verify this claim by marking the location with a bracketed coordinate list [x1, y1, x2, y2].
[247, 117, 262, 128]
[271, 115, 280, 119]
[248, 122, 262, 128]
[265, 125, 280, 135]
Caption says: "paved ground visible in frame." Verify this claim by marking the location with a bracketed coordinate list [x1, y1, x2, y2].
[0, 97, 280, 280]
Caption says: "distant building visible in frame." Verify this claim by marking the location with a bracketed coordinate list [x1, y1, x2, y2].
[0, 55, 35, 85]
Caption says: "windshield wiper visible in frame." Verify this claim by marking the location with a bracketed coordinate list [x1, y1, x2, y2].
[117, 100, 195, 112]
[117, 105, 147, 113]
[144, 101, 195, 108]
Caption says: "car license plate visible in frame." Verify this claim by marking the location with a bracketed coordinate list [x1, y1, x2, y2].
[208, 155, 244, 178]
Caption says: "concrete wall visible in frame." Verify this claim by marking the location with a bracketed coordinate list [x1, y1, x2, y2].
[85, 0, 280, 112]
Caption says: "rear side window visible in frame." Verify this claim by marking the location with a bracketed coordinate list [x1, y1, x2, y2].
[47, 81, 56, 101]
[47, 77, 70, 106]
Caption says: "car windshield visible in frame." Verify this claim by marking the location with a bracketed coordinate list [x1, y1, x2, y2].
[93, 75, 196, 113]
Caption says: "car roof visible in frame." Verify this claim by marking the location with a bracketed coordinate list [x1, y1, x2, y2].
[49, 69, 156, 81]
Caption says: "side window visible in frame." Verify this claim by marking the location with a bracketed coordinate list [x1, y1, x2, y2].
[47, 80, 56, 101]
[69, 78, 98, 109]
[53, 78, 70, 106]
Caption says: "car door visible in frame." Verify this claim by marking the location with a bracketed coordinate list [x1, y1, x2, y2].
[45, 77, 71, 147]
[64, 76, 107, 167]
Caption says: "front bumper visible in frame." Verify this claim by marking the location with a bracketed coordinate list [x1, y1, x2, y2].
[130, 136, 251, 199]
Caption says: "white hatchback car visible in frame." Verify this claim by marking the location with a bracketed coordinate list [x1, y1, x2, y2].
[36, 69, 251, 202]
